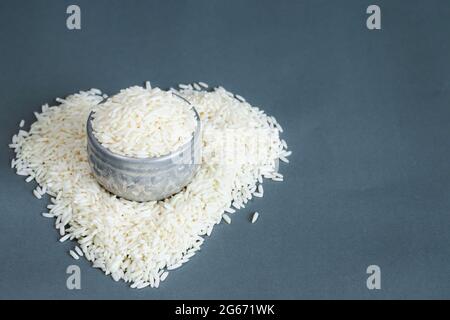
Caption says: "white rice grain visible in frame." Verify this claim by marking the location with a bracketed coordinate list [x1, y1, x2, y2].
[251, 212, 259, 224]
[225, 207, 236, 214]
[42, 213, 54, 218]
[167, 263, 182, 271]
[235, 94, 246, 102]
[280, 156, 290, 163]
[91, 87, 197, 158]
[59, 234, 71, 243]
[222, 214, 231, 224]
[69, 250, 79, 260]
[160, 271, 169, 282]
[137, 282, 150, 289]
[258, 184, 264, 195]
[33, 189, 42, 199]
[74, 246, 84, 257]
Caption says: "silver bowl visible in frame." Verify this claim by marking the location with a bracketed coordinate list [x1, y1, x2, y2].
[86, 94, 202, 202]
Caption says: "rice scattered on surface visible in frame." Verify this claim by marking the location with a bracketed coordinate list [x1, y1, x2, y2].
[75, 246, 84, 257]
[251, 212, 260, 224]
[69, 250, 80, 260]
[257, 184, 264, 195]
[225, 207, 235, 214]
[33, 189, 42, 199]
[280, 156, 290, 163]
[10, 83, 290, 288]
[59, 234, 71, 243]
[160, 271, 169, 282]
[222, 214, 232, 224]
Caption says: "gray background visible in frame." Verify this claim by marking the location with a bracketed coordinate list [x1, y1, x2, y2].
[0, 0, 450, 299]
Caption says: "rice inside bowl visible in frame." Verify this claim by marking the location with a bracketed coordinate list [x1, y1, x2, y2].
[91, 86, 197, 158]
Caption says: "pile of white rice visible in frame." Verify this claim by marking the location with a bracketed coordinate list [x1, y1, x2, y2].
[91, 86, 197, 158]
[10, 82, 290, 289]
